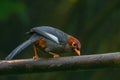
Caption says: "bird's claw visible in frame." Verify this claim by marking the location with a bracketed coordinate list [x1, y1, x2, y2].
[53, 54, 60, 58]
[33, 56, 39, 59]
[48, 52, 60, 58]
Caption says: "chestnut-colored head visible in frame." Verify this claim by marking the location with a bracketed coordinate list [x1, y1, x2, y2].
[67, 36, 81, 55]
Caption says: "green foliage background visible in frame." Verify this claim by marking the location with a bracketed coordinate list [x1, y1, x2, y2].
[0, 0, 120, 80]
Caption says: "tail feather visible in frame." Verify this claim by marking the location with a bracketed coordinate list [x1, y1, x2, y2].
[5, 36, 39, 60]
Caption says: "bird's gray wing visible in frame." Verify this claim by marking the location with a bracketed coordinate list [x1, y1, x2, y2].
[29, 27, 60, 44]
[29, 26, 68, 44]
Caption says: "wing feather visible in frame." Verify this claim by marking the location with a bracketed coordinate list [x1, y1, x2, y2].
[29, 26, 68, 44]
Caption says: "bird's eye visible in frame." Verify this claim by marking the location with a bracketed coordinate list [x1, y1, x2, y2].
[72, 42, 77, 47]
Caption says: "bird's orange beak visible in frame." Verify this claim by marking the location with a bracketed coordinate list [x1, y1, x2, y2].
[74, 49, 80, 56]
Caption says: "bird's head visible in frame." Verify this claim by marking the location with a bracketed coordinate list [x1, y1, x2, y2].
[67, 36, 81, 56]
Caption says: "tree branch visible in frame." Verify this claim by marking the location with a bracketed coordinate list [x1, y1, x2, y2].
[1, 52, 120, 75]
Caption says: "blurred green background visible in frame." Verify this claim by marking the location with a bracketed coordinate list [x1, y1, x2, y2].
[0, 0, 120, 80]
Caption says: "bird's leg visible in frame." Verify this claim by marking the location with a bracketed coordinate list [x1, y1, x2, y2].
[33, 38, 46, 59]
[48, 52, 60, 58]
[33, 44, 39, 59]
[38, 38, 46, 48]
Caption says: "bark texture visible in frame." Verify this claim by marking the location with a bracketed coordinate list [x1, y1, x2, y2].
[1, 52, 120, 75]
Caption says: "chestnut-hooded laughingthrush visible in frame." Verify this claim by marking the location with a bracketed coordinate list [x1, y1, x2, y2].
[5, 26, 81, 60]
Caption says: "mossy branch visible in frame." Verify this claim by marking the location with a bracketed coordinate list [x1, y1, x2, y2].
[0, 52, 120, 75]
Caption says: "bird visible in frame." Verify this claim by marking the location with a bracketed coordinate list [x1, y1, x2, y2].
[5, 26, 81, 60]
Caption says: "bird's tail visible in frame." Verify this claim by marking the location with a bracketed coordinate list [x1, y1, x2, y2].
[5, 35, 39, 60]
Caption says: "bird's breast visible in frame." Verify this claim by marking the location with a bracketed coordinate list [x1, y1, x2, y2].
[35, 37, 72, 54]
[45, 39, 66, 53]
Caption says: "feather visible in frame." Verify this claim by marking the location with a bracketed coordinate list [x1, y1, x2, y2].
[44, 32, 59, 44]
[29, 26, 69, 44]
[5, 35, 40, 60]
